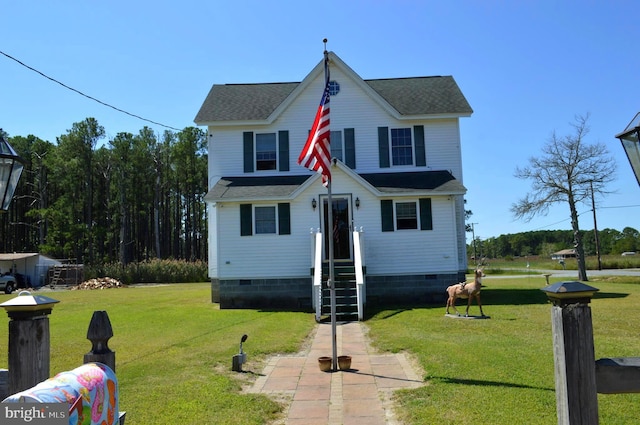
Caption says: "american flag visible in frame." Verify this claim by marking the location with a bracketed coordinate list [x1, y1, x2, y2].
[298, 56, 331, 187]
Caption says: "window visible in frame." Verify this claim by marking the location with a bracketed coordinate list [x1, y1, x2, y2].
[328, 80, 340, 96]
[391, 128, 413, 166]
[255, 206, 276, 234]
[240, 203, 291, 236]
[256, 133, 277, 170]
[381, 198, 432, 232]
[244, 131, 289, 173]
[396, 201, 417, 230]
[331, 130, 343, 162]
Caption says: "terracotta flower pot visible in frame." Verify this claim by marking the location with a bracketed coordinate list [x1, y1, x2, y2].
[318, 356, 332, 372]
[338, 355, 352, 370]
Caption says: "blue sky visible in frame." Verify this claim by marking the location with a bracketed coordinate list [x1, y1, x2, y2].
[2, 1, 639, 242]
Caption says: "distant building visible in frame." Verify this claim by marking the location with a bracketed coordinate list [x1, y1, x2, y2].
[551, 249, 577, 260]
[0, 253, 62, 288]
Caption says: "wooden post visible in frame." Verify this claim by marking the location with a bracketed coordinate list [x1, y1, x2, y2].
[542, 281, 600, 425]
[84, 310, 116, 373]
[0, 292, 59, 395]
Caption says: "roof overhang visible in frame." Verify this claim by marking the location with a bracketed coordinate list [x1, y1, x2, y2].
[204, 163, 466, 203]
[0, 253, 39, 261]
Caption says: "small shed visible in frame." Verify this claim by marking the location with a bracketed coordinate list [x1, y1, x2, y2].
[0, 253, 62, 288]
[551, 249, 577, 260]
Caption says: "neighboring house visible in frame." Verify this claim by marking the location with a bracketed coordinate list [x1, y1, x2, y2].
[551, 249, 577, 260]
[195, 52, 473, 318]
[0, 253, 62, 288]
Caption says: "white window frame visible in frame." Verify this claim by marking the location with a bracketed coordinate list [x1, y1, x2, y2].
[254, 205, 277, 234]
[390, 128, 414, 167]
[255, 133, 277, 171]
[395, 200, 418, 230]
[330, 130, 343, 162]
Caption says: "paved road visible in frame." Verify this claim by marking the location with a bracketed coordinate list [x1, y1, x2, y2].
[489, 268, 640, 279]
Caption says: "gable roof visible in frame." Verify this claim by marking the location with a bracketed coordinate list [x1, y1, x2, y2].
[204, 170, 465, 202]
[194, 52, 472, 125]
[359, 170, 461, 193]
[195, 83, 299, 122]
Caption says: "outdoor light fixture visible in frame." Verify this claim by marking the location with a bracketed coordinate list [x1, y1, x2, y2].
[615, 112, 640, 187]
[232, 334, 248, 372]
[0, 131, 25, 211]
[312, 198, 317, 210]
[355, 197, 360, 209]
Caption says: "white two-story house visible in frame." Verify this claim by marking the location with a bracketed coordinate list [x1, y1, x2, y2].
[195, 52, 473, 319]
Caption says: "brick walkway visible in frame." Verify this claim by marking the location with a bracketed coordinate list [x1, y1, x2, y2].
[247, 321, 423, 425]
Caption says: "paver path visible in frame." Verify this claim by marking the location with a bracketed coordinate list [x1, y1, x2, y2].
[247, 321, 424, 425]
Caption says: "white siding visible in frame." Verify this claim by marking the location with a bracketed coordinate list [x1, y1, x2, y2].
[205, 61, 469, 281]
[210, 160, 463, 279]
[362, 197, 459, 275]
[215, 197, 317, 279]
[207, 68, 465, 179]
[208, 203, 219, 278]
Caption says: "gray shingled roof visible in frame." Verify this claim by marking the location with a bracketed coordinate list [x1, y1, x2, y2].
[194, 77, 472, 123]
[205, 175, 311, 200]
[195, 83, 298, 123]
[359, 170, 463, 193]
[204, 171, 464, 202]
[365, 77, 472, 116]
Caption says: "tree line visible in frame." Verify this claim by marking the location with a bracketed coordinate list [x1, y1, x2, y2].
[469, 227, 640, 259]
[0, 118, 207, 266]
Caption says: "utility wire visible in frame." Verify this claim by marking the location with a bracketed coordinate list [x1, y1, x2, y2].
[0, 49, 182, 132]
[526, 203, 640, 233]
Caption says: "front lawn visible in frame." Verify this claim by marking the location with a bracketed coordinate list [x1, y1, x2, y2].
[366, 275, 640, 424]
[2, 276, 639, 424]
[0, 284, 315, 425]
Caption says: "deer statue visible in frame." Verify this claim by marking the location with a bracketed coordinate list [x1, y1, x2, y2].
[445, 268, 485, 317]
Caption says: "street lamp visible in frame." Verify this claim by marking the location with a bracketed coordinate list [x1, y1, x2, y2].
[615, 112, 640, 187]
[0, 131, 25, 211]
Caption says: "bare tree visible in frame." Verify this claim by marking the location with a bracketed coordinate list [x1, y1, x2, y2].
[511, 114, 616, 281]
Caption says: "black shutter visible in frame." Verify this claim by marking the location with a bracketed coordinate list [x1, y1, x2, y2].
[378, 127, 390, 168]
[278, 130, 289, 171]
[381, 200, 394, 232]
[420, 198, 433, 230]
[240, 204, 252, 236]
[243, 132, 254, 173]
[278, 203, 291, 235]
[344, 128, 356, 168]
[414, 125, 426, 167]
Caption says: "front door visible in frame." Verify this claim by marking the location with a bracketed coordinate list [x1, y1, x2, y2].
[321, 196, 352, 261]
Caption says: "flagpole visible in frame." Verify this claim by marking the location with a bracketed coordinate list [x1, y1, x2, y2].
[328, 180, 337, 371]
[297, 39, 336, 370]
[321, 43, 337, 372]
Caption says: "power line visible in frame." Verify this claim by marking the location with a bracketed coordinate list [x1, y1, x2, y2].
[0, 49, 182, 132]
[598, 204, 640, 210]
[524, 203, 640, 233]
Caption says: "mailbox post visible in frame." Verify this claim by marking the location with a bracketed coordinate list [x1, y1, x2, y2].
[0, 291, 59, 395]
[542, 281, 599, 425]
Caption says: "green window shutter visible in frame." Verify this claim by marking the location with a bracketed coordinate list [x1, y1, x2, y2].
[278, 130, 289, 171]
[240, 204, 253, 236]
[278, 203, 291, 235]
[414, 125, 426, 167]
[243, 132, 254, 173]
[420, 198, 433, 230]
[381, 200, 394, 232]
[378, 127, 390, 168]
[344, 128, 356, 168]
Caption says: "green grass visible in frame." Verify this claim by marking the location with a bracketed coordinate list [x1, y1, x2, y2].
[0, 283, 315, 425]
[366, 274, 640, 424]
[2, 277, 640, 424]
[480, 254, 640, 272]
